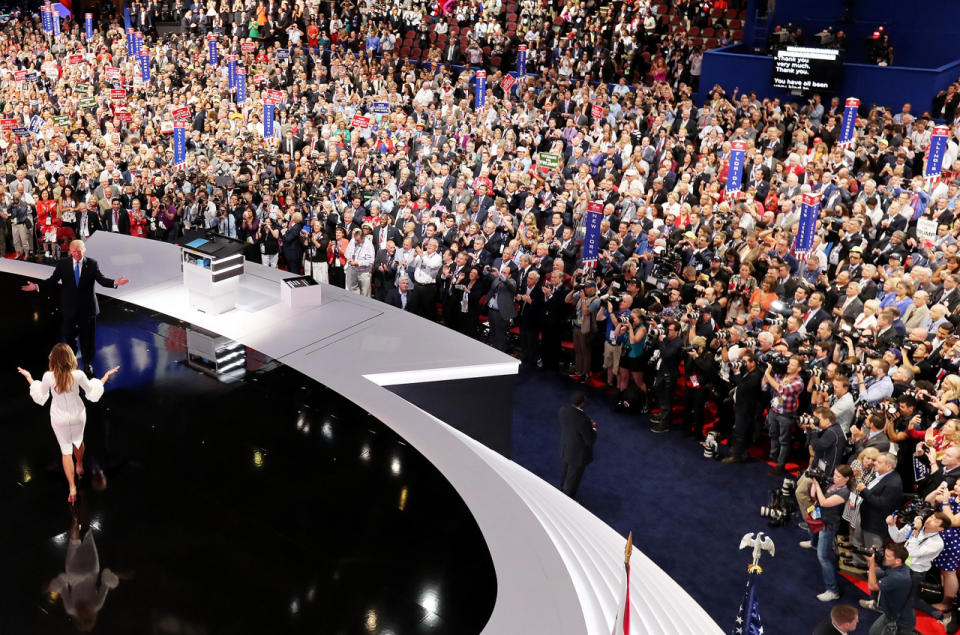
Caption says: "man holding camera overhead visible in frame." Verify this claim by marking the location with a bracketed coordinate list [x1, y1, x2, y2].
[762, 355, 805, 475]
[795, 408, 847, 517]
[870, 511, 952, 627]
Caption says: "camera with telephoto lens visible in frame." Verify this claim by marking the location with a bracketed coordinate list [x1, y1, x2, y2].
[843, 362, 871, 375]
[805, 466, 829, 487]
[839, 323, 864, 341]
[877, 401, 898, 416]
[764, 313, 785, 326]
[701, 431, 720, 459]
[810, 366, 825, 377]
[851, 544, 884, 562]
[812, 382, 831, 392]
[902, 341, 920, 354]
[716, 329, 730, 341]
[798, 413, 819, 428]
[760, 478, 797, 527]
[768, 354, 790, 375]
[893, 495, 937, 526]
[741, 337, 758, 349]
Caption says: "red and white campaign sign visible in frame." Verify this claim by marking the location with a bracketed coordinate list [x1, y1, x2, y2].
[105, 66, 120, 80]
[0, 118, 17, 131]
[241, 42, 256, 53]
[69, 54, 83, 65]
[591, 104, 603, 118]
[253, 73, 266, 84]
[110, 89, 127, 101]
[731, 139, 747, 152]
[351, 114, 370, 129]
[501, 75, 515, 91]
[264, 89, 283, 104]
[13, 70, 26, 81]
[587, 201, 603, 214]
[114, 106, 132, 122]
[171, 106, 190, 120]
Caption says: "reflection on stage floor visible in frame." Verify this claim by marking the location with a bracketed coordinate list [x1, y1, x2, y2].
[0, 272, 496, 634]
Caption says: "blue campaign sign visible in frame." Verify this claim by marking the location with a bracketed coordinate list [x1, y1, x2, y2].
[372, 102, 390, 114]
[12, 127, 30, 138]
[139, 54, 150, 82]
[474, 71, 486, 111]
[726, 139, 746, 196]
[582, 202, 604, 266]
[838, 97, 859, 148]
[236, 69, 247, 104]
[29, 115, 42, 134]
[263, 103, 274, 138]
[85, 13, 93, 40]
[208, 35, 218, 66]
[793, 193, 821, 257]
[173, 122, 186, 166]
[926, 125, 950, 181]
[277, 48, 289, 60]
[25, 72, 38, 82]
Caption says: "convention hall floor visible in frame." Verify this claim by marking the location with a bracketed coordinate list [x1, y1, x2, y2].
[0, 272, 496, 634]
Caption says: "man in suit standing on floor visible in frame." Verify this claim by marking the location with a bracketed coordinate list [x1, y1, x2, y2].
[485, 263, 517, 351]
[21, 240, 130, 376]
[559, 392, 596, 498]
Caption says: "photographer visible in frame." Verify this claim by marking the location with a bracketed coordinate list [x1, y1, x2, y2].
[852, 453, 903, 569]
[722, 350, 764, 464]
[864, 543, 914, 635]
[258, 213, 281, 268]
[565, 277, 601, 383]
[762, 355, 805, 475]
[887, 394, 924, 492]
[796, 408, 848, 517]
[856, 359, 894, 406]
[850, 413, 892, 456]
[803, 464, 855, 602]
[616, 309, 648, 411]
[683, 335, 718, 439]
[881, 511, 952, 626]
[830, 375, 857, 434]
[597, 294, 633, 389]
[650, 320, 683, 434]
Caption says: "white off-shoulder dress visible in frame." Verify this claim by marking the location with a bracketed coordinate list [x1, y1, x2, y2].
[29, 370, 104, 455]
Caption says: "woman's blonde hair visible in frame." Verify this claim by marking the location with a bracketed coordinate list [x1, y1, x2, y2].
[49, 343, 77, 394]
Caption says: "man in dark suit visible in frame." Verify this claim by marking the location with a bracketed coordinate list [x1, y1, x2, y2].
[516, 270, 545, 366]
[558, 392, 596, 498]
[850, 453, 903, 568]
[723, 350, 764, 463]
[103, 198, 131, 235]
[915, 446, 960, 498]
[811, 604, 860, 635]
[21, 240, 130, 375]
[385, 276, 415, 311]
[485, 264, 517, 351]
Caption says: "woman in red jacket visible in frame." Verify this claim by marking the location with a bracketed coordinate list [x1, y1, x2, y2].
[326, 225, 349, 288]
[36, 188, 60, 259]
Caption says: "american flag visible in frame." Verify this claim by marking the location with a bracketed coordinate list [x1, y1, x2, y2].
[732, 567, 764, 635]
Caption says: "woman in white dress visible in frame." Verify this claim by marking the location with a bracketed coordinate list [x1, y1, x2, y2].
[17, 343, 119, 503]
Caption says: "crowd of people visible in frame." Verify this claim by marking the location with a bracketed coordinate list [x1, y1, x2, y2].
[7, 0, 960, 632]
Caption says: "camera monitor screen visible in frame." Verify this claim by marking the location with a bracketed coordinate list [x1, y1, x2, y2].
[771, 46, 842, 92]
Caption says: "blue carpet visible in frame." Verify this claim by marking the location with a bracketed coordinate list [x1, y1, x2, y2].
[511, 367, 873, 635]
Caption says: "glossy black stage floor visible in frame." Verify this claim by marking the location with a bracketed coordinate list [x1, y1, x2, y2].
[0, 272, 496, 634]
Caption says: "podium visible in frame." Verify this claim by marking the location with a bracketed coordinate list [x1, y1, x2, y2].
[179, 233, 246, 314]
[281, 275, 323, 307]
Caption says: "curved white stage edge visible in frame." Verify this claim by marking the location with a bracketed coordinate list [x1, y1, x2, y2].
[6, 233, 722, 635]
